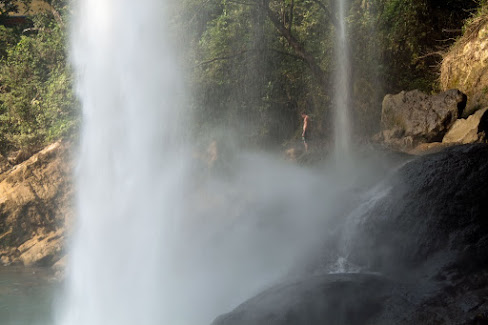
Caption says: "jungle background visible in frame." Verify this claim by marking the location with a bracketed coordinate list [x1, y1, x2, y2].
[0, 0, 486, 153]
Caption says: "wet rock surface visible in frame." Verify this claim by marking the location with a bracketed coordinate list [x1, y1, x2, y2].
[348, 144, 488, 324]
[212, 144, 488, 325]
[212, 274, 393, 325]
[350, 144, 488, 272]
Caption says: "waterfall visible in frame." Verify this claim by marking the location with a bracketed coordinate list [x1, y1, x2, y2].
[333, 0, 353, 164]
[57, 2, 347, 324]
[53, 0, 372, 323]
[57, 0, 189, 324]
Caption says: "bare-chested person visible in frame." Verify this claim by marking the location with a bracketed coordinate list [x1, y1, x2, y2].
[301, 112, 310, 152]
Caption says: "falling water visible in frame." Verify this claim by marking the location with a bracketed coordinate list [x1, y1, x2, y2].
[57, 0, 190, 324]
[333, 0, 353, 163]
[56, 1, 354, 324]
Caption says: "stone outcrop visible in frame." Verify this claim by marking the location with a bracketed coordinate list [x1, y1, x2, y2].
[406, 142, 451, 155]
[212, 274, 392, 325]
[212, 144, 488, 325]
[0, 141, 73, 267]
[442, 107, 488, 144]
[377, 89, 467, 151]
[441, 13, 488, 117]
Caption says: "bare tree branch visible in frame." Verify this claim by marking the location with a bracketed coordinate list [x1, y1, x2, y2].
[270, 48, 304, 61]
[196, 47, 305, 68]
[227, 0, 257, 6]
[289, 0, 294, 34]
[196, 49, 250, 67]
[51, 7, 64, 27]
[22, 27, 40, 33]
[442, 28, 462, 33]
[414, 51, 444, 62]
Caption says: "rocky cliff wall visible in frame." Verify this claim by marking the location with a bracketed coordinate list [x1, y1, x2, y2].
[0, 141, 73, 267]
[441, 9, 488, 116]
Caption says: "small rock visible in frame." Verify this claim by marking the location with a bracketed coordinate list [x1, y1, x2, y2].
[443, 107, 488, 144]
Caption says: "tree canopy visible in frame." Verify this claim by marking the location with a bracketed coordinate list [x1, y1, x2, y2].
[0, 0, 483, 153]
[0, 0, 76, 153]
[181, 0, 481, 146]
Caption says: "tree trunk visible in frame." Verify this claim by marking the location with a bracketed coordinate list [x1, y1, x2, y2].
[260, 0, 329, 90]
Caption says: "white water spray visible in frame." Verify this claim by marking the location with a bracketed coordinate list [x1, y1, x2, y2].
[333, 0, 353, 163]
[57, 1, 357, 324]
[58, 0, 189, 324]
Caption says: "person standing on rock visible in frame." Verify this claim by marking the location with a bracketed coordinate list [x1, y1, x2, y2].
[301, 111, 310, 152]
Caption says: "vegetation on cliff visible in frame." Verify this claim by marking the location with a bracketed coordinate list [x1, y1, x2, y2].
[0, 0, 484, 153]
[441, 1, 488, 116]
[182, 0, 481, 145]
[0, 0, 77, 154]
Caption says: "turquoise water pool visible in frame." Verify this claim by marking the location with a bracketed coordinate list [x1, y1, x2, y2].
[0, 266, 59, 325]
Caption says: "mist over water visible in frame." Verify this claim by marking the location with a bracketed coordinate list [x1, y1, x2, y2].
[55, 0, 377, 324]
[59, 0, 189, 323]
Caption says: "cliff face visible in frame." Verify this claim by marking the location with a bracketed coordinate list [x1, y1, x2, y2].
[0, 141, 73, 267]
[374, 11, 488, 154]
[441, 10, 488, 116]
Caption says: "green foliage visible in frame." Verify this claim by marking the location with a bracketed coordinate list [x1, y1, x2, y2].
[344, 0, 481, 135]
[196, 2, 280, 144]
[0, 0, 479, 153]
[0, 0, 31, 16]
[180, 0, 483, 143]
[0, 25, 19, 58]
[375, 0, 479, 93]
[184, 0, 335, 147]
[0, 4, 78, 152]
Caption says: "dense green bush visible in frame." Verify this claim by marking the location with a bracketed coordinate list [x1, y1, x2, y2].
[0, 2, 78, 153]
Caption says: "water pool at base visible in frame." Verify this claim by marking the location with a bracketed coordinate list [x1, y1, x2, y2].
[0, 267, 59, 325]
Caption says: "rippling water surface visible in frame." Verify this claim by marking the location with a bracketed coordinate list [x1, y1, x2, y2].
[0, 267, 58, 325]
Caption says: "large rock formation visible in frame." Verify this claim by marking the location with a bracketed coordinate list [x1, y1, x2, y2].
[345, 144, 488, 324]
[212, 144, 488, 325]
[212, 274, 393, 325]
[0, 141, 73, 267]
[441, 13, 488, 117]
[347, 144, 488, 273]
[377, 89, 467, 151]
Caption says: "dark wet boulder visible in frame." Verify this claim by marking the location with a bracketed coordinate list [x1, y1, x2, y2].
[211, 144, 488, 325]
[211, 274, 393, 325]
[345, 144, 488, 324]
[348, 144, 488, 275]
